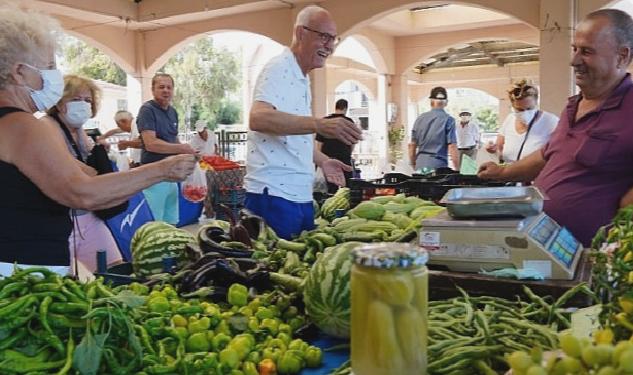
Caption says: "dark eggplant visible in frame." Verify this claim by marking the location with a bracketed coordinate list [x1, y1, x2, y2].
[239, 209, 267, 241]
[198, 225, 253, 258]
[220, 204, 253, 247]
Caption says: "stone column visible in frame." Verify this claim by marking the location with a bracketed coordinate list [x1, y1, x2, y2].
[376, 74, 389, 160]
[539, 0, 576, 115]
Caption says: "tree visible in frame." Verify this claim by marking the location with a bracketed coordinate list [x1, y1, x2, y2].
[59, 35, 126, 86]
[475, 107, 499, 132]
[161, 37, 241, 130]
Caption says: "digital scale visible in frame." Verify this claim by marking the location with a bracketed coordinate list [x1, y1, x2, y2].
[420, 210, 584, 280]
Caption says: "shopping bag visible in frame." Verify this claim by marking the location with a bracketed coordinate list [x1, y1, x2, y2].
[182, 162, 208, 202]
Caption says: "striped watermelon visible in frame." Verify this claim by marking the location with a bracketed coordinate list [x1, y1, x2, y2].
[131, 222, 195, 278]
[302, 241, 362, 338]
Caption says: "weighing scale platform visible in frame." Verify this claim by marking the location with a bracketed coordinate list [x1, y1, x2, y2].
[427, 249, 594, 307]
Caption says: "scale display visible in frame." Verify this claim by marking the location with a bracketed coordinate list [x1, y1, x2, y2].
[527, 215, 580, 268]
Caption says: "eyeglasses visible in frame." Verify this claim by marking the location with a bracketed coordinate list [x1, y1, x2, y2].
[508, 83, 538, 101]
[302, 26, 339, 45]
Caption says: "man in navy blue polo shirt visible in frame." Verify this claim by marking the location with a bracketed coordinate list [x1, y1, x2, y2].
[408, 86, 459, 172]
[137, 73, 196, 224]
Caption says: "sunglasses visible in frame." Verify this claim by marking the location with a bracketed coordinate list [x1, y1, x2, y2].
[302, 26, 340, 46]
[509, 84, 538, 101]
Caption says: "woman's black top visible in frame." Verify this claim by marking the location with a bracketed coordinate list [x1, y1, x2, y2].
[0, 107, 71, 265]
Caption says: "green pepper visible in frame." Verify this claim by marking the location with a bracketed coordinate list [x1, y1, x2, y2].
[241, 361, 258, 375]
[231, 370, 245, 375]
[276, 333, 291, 346]
[247, 298, 261, 312]
[282, 306, 299, 320]
[38, 296, 65, 354]
[255, 307, 274, 320]
[161, 285, 178, 299]
[262, 347, 283, 362]
[277, 323, 292, 336]
[144, 317, 166, 337]
[260, 318, 279, 335]
[212, 333, 231, 351]
[48, 313, 84, 329]
[220, 347, 240, 369]
[186, 332, 211, 352]
[229, 335, 254, 360]
[268, 338, 287, 351]
[247, 317, 259, 332]
[228, 284, 249, 307]
[188, 316, 211, 334]
[148, 296, 170, 313]
[288, 339, 308, 353]
[129, 282, 150, 296]
[238, 306, 254, 317]
[304, 346, 322, 367]
[215, 320, 232, 336]
[277, 350, 303, 374]
[171, 314, 188, 328]
[288, 316, 305, 332]
[176, 304, 204, 315]
[246, 351, 261, 364]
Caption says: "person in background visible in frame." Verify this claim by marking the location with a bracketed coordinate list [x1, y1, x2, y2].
[455, 110, 480, 163]
[479, 9, 633, 247]
[189, 119, 218, 156]
[44, 75, 123, 271]
[408, 86, 459, 172]
[0, 3, 195, 274]
[485, 80, 558, 164]
[246, 5, 362, 239]
[97, 110, 143, 168]
[316, 99, 354, 193]
[137, 73, 196, 224]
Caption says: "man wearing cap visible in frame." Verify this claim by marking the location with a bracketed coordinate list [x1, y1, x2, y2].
[456, 110, 480, 163]
[408, 86, 459, 172]
[189, 120, 218, 156]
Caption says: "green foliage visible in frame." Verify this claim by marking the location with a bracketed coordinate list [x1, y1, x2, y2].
[60, 35, 126, 86]
[216, 100, 241, 125]
[475, 107, 499, 132]
[161, 37, 241, 130]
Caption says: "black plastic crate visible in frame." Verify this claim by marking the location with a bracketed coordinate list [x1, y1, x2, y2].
[348, 173, 418, 207]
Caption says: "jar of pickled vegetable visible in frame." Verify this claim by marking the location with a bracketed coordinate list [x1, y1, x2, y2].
[351, 243, 428, 375]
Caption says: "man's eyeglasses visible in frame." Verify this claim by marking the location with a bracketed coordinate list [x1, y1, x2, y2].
[302, 26, 339, 45]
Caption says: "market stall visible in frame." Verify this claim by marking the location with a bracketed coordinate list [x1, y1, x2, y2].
[1, 174, 632, 375]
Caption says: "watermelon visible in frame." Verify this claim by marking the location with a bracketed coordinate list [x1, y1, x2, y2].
[131, 222, 195, 278]
[303, 241, 362, 338]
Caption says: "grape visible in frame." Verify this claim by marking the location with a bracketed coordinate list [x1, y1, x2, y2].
[596, 366, 618, 375]
[594, 344, 614, 366]
[560, 334, 582, 358]
[526, 365, 547, 375]
[508, 351, 534, 371]
[614, 341, 633, 366]
[581, 346, 599, 368]
[530, 346, 543, 364]
[618, 348, 633, 372]
[560, 356, 582, 373]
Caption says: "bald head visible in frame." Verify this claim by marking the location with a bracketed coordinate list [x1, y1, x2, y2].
[291, 5, 337, 75]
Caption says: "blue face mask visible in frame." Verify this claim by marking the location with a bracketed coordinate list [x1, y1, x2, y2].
[22, 63, 64, 111]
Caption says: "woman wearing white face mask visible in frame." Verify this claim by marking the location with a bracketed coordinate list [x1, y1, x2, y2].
[486, 80, 559, 164]
[44, 75, 123, 272]
[0, 5, 196, 276]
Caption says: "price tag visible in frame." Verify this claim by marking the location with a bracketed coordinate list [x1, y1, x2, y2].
[420, 231, 440, 250]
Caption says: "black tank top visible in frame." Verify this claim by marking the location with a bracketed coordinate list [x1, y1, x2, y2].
[0, 107, 71, 265]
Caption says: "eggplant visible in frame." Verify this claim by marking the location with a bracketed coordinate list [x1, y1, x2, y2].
[239, 209, 268, 241]
[198, 225, 253, 258]
[220, 204, 253, 247]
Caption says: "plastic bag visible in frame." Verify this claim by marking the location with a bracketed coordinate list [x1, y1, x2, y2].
[182, 162, 208, 202]
[116, 151, 129, 172]
[313, 167, 328, 193]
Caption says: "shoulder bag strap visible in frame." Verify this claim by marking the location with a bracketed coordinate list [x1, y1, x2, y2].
[0, 107, 26, 119]
[51, 113, 84, 163]
[515, 110, 542, 161]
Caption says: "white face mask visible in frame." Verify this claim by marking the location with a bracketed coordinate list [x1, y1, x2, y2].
[460, 115, 471, 122]
[22, 64, 64, 111]
[514, 108, 537, 124]
[61, 101, 92, 128]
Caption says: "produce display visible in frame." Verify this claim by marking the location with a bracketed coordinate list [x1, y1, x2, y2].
[591, 206, 633, 341]
[0, 267, 319, 374]
[3, 185, 631, 375]
[506, 333, 633, 374]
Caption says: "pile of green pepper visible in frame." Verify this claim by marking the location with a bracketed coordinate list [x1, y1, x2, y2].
[0, 267, 321, 375]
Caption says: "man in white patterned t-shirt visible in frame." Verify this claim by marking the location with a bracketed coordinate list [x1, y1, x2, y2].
[245, 5, 362, 239]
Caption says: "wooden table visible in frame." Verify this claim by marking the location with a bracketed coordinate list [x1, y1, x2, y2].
[428, 250, 594, 307]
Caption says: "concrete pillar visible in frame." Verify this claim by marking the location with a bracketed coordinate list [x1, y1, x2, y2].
[310, 68, 328, 118]
[390, 74, 409, 130]
[376, 74, 389, 160]
[539, 0, 576, 115]
[498, 97, 512, 131]
[242, 45, 253, 128]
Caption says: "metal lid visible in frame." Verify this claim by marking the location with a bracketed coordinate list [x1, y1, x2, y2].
[352, 243, 428, 269]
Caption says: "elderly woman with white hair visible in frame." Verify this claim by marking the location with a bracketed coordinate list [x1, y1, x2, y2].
[0, 4, 195, 274]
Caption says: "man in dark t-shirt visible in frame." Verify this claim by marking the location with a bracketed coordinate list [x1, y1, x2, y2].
[316, 99, 355, 193]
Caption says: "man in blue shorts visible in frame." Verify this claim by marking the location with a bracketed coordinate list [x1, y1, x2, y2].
[245, 6, 363, 239]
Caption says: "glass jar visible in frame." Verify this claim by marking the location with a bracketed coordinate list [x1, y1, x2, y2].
[351, 243, 428, 375]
